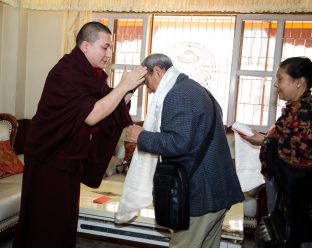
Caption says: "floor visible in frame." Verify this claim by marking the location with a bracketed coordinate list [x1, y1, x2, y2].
[0, 233, 257, 248]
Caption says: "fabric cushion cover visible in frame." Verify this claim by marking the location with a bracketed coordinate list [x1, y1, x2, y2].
[0, 122, 10, 141]
[0, 140, 24, 179]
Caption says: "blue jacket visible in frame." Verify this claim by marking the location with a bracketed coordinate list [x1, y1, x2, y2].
[137, 73, 244, 216]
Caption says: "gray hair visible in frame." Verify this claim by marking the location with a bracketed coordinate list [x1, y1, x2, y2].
[76, 22, 112, 47]
[141, 53, 173, 74]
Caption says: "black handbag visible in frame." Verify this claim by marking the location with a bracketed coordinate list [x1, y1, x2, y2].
[261, 210, 287, 246]
[152, 90, 217, 231]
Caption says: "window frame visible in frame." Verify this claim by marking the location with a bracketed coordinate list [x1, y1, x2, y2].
[230, 14, 312, 132]
[93, 12, 312, 130]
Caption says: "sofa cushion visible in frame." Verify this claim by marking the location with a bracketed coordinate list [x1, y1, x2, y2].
[105, 156, 122, 177]
[0, 122, 10, 141]
[0, 173, 23, 183]
[0, 140, 24, 179]
[0, 182, 21, 220]
[17, 154, 24, 165]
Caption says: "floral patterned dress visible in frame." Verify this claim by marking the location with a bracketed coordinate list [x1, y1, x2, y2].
[260, 91, 312, 176]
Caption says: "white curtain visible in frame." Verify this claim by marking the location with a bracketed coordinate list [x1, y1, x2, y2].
[0, 0, 18, 7]
[20, 0, 312, 13]
[61, 10, 92, 55]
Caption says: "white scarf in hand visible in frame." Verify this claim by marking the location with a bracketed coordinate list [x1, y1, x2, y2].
[115, 66, 180, 223]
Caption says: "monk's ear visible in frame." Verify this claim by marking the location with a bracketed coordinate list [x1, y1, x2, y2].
[80, 41, 89, 54]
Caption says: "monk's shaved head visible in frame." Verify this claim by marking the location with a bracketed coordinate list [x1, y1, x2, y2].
[76, 22, 111, 47]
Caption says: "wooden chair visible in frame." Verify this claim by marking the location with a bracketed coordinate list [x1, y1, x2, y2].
[0, 113, 18, 147]
[0, 113, 20, 238]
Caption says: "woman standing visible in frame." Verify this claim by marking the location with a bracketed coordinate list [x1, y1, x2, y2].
[240, 57, 312, 247]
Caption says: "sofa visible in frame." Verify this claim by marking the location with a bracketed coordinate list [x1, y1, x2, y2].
[0, 113, 24, 238]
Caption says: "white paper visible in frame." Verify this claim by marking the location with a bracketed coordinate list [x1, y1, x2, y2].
[234, 132, 265, 192]
[232, 122, 254, 136]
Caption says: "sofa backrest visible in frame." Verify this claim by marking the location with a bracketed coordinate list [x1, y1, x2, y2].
[0, 113, 18, 147]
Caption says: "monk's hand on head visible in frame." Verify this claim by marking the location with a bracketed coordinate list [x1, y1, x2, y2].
[120, 65, 147, 92]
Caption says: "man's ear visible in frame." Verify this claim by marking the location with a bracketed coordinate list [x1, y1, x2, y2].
[153, 66, 165, 79]
[80, 41, 89, 54]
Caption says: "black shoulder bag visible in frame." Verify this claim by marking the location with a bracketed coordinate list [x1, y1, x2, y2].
[153, 90, 217, 230]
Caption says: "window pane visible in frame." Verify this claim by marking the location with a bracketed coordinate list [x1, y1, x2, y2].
[113, 19, 143, 65]
[94, 17, 143, 65]
[240, 20, 277, 71]
[282, 21, 312, 60]
[151, 15, 235, 122]
[236, 76, 272, 125]
[109, 69, 123, 87]
[97, 18, 109, 26]
[109, 69, 139, 116]
[276, 99, 285, 119]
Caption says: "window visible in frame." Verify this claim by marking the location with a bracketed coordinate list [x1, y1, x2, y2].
[231, 15, 312, 131]
[151, 15, 235, 122]
[94, 13, 312, 131]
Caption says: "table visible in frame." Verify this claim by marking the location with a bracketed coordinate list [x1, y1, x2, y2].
[78, 174, 244, 247]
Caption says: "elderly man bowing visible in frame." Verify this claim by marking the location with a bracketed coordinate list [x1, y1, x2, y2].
[126, 53, 244, 248]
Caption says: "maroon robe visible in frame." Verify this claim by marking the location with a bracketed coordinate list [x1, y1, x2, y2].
[13, 47, 132, 248]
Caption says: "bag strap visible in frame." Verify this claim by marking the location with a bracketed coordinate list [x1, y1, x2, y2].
[188, 89, 217, 178]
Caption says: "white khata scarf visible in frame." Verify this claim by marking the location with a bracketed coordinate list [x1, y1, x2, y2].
[115, 66, 180, 223]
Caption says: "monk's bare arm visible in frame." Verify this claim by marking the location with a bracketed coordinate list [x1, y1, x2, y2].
[85, 66, 147, 126]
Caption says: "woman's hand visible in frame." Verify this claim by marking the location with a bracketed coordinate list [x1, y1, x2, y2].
[238, 130, 265, 146]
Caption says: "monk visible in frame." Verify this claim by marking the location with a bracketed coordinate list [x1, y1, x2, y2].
[12, 22, 147, 248]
